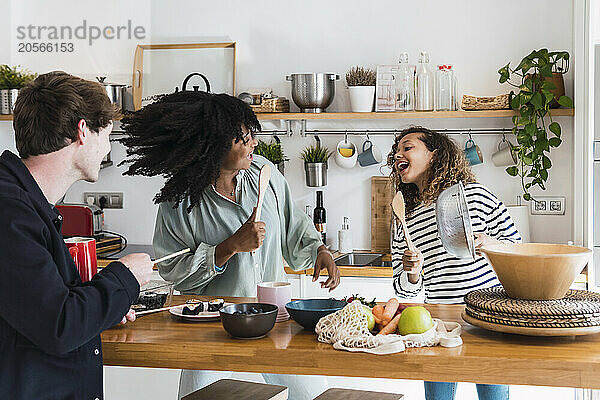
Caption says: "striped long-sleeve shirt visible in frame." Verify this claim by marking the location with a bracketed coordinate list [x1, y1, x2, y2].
[392, 183, 521, 304]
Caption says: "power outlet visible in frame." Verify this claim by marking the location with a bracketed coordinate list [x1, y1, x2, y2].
[83, 192, 123, 209]
[530, 196, 565, 215]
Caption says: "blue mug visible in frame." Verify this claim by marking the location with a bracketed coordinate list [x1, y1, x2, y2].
[464, 139, 483, 166]
[358, 140, 382, 167]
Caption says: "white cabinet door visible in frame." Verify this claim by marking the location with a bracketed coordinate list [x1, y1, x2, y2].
[285, 274, 302, 299]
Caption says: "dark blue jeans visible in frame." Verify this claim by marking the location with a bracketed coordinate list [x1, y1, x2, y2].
[424, 381, 509, 400]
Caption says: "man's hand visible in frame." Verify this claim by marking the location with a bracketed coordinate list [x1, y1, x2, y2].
[312, 247, 340, 291]
[119, 253, 153, 286]
[119, 308, 136, 325]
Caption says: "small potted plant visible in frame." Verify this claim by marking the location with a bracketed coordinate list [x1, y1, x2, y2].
[498, 49, 573, 201]
[300, 140, 332, 187]
[254, 138, 289, 175]
[0, 65, 37, 114]
[345, 66, 376, 112]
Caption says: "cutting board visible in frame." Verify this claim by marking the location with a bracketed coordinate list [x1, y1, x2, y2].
[371, 176, 394, 253]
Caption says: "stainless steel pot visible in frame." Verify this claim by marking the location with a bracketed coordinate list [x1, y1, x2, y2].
[286, 73, 339, 113]
[96, 77, 127, 111]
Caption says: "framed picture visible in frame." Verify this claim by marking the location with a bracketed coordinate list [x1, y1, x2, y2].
[375, 65, 400, 112]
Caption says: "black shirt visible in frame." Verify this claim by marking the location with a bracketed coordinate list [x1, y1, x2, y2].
[0, 150, 139, 400]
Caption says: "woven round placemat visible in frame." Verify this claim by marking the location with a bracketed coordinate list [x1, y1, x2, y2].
[464, 288, 600, 318]
[464, 307, 600, 328]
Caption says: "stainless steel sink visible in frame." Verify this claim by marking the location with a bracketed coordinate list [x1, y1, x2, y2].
[334, 252, 390, 267]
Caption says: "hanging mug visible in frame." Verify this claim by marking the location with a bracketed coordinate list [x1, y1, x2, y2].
[491, 137, 517, 167]
[358, 139, 383, 167]
[335, 138, 357, 169]
[464, 139, 483, 166]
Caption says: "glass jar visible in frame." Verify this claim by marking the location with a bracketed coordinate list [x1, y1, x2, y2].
[435, 65, 457, 111]
[415, 51, 434, 111]
[395, 52, 414, 111]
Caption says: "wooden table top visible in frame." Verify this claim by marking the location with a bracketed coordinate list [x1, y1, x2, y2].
[102, 295, 600, 389]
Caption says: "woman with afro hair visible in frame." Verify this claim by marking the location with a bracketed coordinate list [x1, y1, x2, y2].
[120, 90, 338, 399]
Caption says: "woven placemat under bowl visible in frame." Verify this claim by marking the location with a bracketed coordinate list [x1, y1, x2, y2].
[464, 287, 600, 318]
[462, 312, 600, 336]
[464, 306, 600, 328]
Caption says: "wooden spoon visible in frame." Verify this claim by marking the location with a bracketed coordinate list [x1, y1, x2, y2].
[251, 165, 272, 256]
[392, 191, 416, 252]
[255, 164, 271, 221]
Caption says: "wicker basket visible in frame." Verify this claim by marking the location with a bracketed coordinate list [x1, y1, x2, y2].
[461, 94, 510, 110]
[250, 97, 290, 113]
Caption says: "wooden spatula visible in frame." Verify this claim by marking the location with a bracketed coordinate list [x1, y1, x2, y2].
[392, 191, 416, 252]
[251, 165, 271, 256]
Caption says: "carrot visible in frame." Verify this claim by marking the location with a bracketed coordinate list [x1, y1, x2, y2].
[372, 305, 385, 324]
[377, 314, 401, 335]
[382, 298, 400, 325]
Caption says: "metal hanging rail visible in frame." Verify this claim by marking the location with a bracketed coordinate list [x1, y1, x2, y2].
[256, 127, 512, 137]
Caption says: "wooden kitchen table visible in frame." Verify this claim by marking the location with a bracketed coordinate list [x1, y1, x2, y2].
[102, 295, 600, 390]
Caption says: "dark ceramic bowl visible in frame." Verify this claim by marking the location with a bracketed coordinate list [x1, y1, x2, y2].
[285, 299, 347, 331]
[220, 303, 278, 339]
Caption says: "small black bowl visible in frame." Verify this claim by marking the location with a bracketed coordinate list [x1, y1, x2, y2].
[285, 299, 347, 331]
[220, 303, 278, 339]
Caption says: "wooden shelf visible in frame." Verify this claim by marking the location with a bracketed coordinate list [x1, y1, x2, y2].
[256, 109, 574, 120]
[0, 115, 124, 121]
[0, 109, 575, 122]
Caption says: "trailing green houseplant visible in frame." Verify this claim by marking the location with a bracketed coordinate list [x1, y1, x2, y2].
[498, 49, 573, 201]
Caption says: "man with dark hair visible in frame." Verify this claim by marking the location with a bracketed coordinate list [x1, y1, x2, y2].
[0, 71, 154, 399]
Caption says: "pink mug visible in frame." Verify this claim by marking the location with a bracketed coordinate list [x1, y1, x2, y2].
[65, 237, 98, 283]
[257, 281, 292, 322]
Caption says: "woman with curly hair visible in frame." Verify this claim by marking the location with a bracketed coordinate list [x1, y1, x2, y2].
[388, 126, 519, 400]
[120, 90, 338, 399]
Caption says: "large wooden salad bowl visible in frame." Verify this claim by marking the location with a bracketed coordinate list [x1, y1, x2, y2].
[479, 243, 591, 300]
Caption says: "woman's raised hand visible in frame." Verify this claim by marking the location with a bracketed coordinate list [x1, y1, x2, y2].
[232, 207, 266, 253]
[402, 249, 424, 276]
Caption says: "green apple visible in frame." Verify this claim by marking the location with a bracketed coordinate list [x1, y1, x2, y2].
[362, 305, 376, 331]
[397, 306, 434, 335]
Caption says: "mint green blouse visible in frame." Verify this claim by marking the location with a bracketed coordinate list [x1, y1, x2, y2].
[153, 155, 323, 297]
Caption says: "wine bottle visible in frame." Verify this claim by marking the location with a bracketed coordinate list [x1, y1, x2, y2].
[313, 191, 326, 243]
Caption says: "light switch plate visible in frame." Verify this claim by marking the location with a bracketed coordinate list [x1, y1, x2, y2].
[83, 192, 123, 209]
[530, 196, 565, 215]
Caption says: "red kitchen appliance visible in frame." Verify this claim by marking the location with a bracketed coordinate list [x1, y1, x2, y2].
[55, 204, 104, 239]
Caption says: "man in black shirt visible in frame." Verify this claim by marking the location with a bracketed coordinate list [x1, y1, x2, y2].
[0, 72, 154, 399]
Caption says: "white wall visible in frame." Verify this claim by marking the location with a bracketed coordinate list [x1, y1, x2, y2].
[0, 0, 575, 248]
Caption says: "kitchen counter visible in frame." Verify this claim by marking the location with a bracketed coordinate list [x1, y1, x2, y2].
[102, 295, 600, 389]
[97, 248, 587, 282]
[97, 246, 392, 276]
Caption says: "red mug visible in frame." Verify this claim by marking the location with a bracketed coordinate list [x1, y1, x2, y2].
[64, 237, 98, 283]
